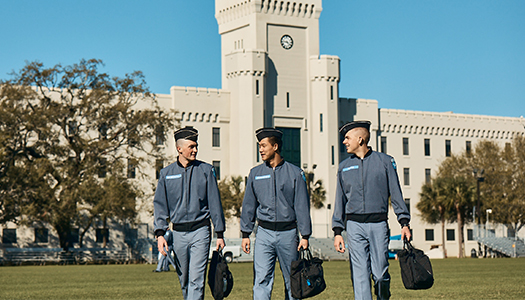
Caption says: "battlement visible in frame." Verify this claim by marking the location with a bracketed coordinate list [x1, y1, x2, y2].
[216, 0, 322, 25]
[379, 108, 525, 139]
[310, 55, 340, 81]
[170, 86, 230, 98]
[224, 49, 267, 78]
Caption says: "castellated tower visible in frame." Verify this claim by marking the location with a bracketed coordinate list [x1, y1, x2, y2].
[216, 0, 340, 237]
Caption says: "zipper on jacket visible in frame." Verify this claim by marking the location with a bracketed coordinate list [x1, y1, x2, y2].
[273, 167, 277, 222]
[361, 158, 365, 212]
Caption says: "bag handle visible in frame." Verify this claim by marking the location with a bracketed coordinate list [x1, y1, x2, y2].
[403, 238, 415, 252]
[299, 247, 313, 260]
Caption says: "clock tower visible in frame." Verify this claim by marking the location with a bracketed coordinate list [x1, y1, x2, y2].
[215, 0, 340, 237]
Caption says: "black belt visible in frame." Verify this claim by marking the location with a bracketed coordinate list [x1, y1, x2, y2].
[172, 218, 210, 232]
[258, 219, 297, 231]
[346, 213, 388, 223]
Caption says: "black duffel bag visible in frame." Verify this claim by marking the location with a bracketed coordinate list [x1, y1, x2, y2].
[208, 250, 234, 300]
[290, 248, 326, 299]
[398, 239, 434, 290]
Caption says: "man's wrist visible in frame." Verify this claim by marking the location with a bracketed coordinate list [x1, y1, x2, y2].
[333, 227, 343, 236]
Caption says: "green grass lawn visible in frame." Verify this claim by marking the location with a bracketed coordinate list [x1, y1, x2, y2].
[1, 258, 524, 299]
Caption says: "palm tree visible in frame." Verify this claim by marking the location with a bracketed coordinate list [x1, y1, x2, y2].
[305, 171, 326, 209]
[417, 177, 450, 257]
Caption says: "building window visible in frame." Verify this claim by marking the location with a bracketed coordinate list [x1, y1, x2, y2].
[403, 138, 409, 155]
[68, 120, 78, 136]
[466, 141, 472, 154]
[96, 228, 109, 243]
[256, 143, 260, 163]
[212, 161, 221, 180]
[256, 80, 259, 95]
[331, 146, 335, 165]
[404, 198, 410, 214]
[127, 159, 136, 179]
[99, 123, 108, 140]
[380, 136, 387, 154]
[68, 228, 79, 244]
[330, 85, 334, 100]
[425, 229, 434, 241]
[320, 114, 323, 132]
[212, 127, 220, 147]
[425, 169, 431, 184]
[98, 157, 107, 178]
[155, 159, 163, 180]
[446, 229, 455, 241]
[156, 125, 165, 145]
[2, 228, 17, 244]
[424, 138, 430, 156]
[34, 228, 49, 243]
[445, 140, 451, 157]
[403, 168, 410, 186]
[286, 92, 290, 108]
[467, 229, 474, 241]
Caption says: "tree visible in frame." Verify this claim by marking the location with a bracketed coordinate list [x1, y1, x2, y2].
[0, 59, 175, 249]
[417, 177, 452, 257]
[218, 176, 245, 220]
[305, 171, 326, 209]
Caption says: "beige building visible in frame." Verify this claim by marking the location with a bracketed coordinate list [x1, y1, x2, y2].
[3, 0, 525, 258]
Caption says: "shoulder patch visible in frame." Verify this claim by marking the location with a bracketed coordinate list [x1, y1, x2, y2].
[301, 171, 306, 182]
[211, 167, 217, 178]
[391, 158, 397, 170]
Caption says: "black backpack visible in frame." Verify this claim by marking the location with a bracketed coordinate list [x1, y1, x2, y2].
[397, 240, 434, 290]
[290, 248, 326, 299]
[208, 250, 234, 300]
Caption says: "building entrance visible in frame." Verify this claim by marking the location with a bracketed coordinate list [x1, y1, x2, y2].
[276, 127, 301, 168]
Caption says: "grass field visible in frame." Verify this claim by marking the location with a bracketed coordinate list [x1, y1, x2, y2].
[1, 258, 525, 299]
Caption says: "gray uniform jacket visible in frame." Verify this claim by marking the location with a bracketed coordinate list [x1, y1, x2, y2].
[332, 149, 410, 234]
[240, 160, 312, 238]
[153, 159, 225, 236]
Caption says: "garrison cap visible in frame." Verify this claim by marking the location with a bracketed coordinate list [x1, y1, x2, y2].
[174, 126, 198, 142]
[255, 127, 283, 142]
[339, 120, 371, 136]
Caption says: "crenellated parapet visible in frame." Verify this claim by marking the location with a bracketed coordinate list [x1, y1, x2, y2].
[170, 86, 231, 123]
[224, 49, 267, 78]
[310, 55, 340, 82]
[379, 109, 525, 139]
[216, 0, 322, 25]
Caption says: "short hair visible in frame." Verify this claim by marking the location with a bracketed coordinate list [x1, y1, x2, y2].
[352, 127, 370, 144]
[266, 136, 283, 154]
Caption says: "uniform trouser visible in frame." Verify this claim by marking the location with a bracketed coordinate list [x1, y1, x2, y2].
[171, 225, 211, 300]
[253, 226, 299, 300]
[156, 251, 170, 271]
[346, 220, 390, 300]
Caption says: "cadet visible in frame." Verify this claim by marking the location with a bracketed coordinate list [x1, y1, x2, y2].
[332, 121, 411, 300]
[241, 128, 312, 300]
[154, 126, 226, 300]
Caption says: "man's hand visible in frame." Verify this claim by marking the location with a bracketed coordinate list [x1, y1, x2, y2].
[242, 238, 251, 254]
[401, 225, 411, 242]
[334, 235, 345, 253]
[297, 238, 309, 251]
[157, 236, 168, 256]
[216, 238, 225, 251]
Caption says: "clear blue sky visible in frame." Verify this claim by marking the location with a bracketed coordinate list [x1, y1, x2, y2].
[1, 0, 524, 118]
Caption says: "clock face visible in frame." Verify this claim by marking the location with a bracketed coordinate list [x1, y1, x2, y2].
[280, 34, 293, 50]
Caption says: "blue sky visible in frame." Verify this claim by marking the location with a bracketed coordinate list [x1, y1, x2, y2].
[1, 0, 524, 118]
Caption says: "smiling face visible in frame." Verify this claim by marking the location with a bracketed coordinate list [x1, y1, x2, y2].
[342, 127, 370, 154]
[177, 139, 198, 162]
[258, 137, 279, 162]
